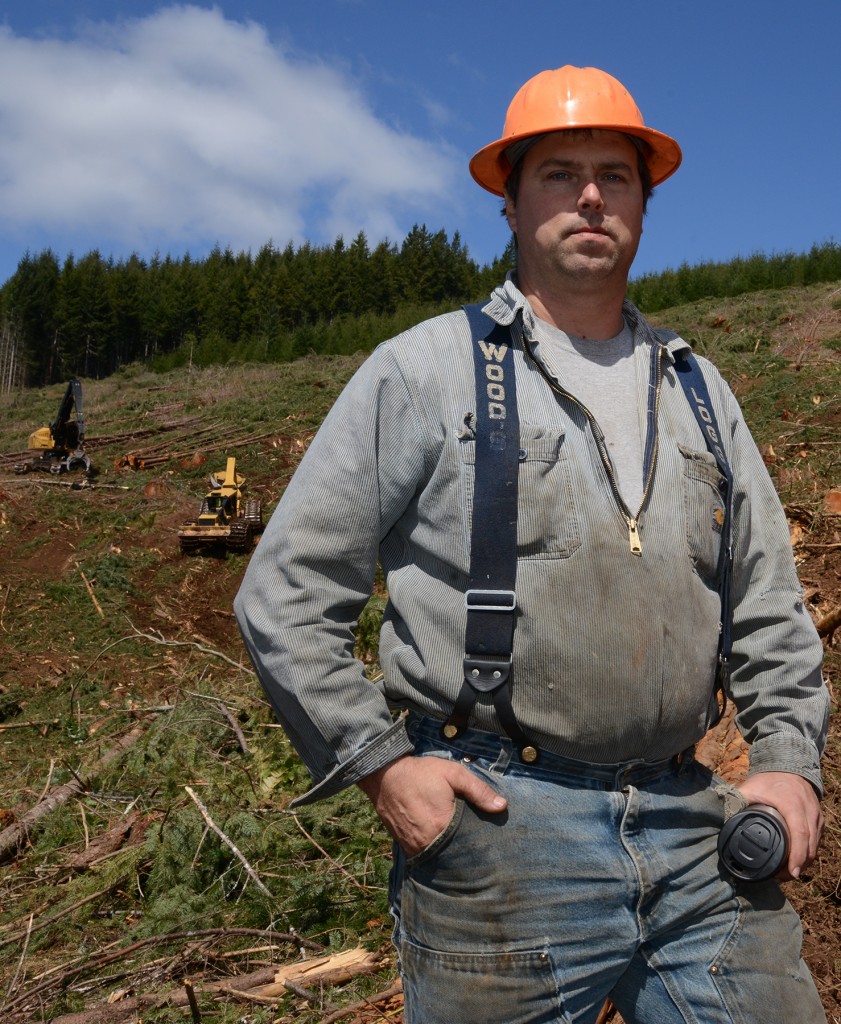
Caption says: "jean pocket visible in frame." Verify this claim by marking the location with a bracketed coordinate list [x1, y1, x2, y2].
[709, 893, 825, 1023]
[406, 797, 466, 867]
[401, 940, 565, 1024]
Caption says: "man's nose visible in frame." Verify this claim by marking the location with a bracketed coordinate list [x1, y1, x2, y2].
[578, 181, 604, 211]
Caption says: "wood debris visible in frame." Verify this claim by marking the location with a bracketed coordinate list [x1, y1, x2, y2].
[0, 722, 148, 862]
[26, 942, 397, 1024]
[252, 945, 383, 997]
[115, 427, 273, 469]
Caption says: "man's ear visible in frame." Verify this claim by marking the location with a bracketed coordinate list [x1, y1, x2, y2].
[503, 192, 517, 233]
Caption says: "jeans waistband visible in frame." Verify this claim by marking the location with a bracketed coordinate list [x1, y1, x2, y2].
[406, 713, 694, 790]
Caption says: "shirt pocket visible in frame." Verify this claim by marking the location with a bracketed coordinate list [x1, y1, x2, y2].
[460, 423, 581, 560]
[679, 444, 727, 581]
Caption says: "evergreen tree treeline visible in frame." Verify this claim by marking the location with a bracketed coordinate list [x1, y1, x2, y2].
[0, 230, 838, 389]
[627, 243, 841, 313]
[0, 228, 513, 388]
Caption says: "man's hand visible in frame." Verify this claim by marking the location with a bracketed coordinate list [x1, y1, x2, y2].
[358, 755, 508, 858]
[737, 771, 824, 880]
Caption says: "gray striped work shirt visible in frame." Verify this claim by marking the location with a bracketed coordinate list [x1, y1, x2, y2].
[234, 279, 828, 804]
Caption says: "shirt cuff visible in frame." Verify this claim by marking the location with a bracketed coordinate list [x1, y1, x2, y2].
[289, 717, 415, 806]
[747, 733, 825, 797]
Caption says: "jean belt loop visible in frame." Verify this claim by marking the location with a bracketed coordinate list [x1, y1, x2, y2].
[489, 738, 514, 774]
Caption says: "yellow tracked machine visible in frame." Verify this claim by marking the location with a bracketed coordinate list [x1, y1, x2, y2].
[178, 457, 263, 554]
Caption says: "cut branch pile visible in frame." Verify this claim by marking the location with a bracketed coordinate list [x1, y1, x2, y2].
[0, 722, 149, 863]
[3, 932, 401, 1024]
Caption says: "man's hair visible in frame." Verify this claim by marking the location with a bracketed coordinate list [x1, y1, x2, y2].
[502, 130, 655, 216]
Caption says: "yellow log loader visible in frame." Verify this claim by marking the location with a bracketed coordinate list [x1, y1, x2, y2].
[15, 378, 93, 476]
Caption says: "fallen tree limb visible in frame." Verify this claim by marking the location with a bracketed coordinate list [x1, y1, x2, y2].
[0, 723, 148, 863]
[184, 786, 271, 896]
[222, 977, 326, 1008]
[218, 702, 251, 754]
[0, 719, 59, 731]
[288, 812, 381, 896]
[6, 928, 321, 1019]
[0, 914, 33, 1013]
[73, 622, 254, 695]
[816, 605, 841, 638]
[126, 622, 257, 675]
[316, 979, 403, 1024]
[45, 965, 281, 1024]
[79, 570, 105, 618]
[63, 809, 149, 871]
[184, 692, 252, 754]
[211, 948, 386, 1016]
[0, 882, 121, 951]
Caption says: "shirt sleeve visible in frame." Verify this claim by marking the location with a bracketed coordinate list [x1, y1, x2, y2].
[718, 374, 829, 794]
[233, 343, 426, 803]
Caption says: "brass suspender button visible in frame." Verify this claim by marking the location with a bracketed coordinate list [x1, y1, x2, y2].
[443, 723, 459, 739]
[521, 746, 538, 763]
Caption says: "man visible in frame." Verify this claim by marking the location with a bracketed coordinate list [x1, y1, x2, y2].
[235, 66, 829, 1023]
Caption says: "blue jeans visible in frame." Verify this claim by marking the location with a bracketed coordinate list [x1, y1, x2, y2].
[390, 716, 825, 1024]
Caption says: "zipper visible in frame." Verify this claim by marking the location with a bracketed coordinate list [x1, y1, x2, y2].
[521, 331, 664, 556]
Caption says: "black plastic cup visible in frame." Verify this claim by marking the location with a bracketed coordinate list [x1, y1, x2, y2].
[717, 803, 789, 881]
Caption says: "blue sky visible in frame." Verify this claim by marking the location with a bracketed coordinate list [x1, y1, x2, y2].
[1, 1, 839, 288]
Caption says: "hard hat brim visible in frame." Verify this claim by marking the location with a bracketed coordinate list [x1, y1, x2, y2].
[470, 124, 683, 197]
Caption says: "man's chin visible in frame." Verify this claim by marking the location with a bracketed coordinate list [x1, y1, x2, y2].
[554, 253, 622, 281]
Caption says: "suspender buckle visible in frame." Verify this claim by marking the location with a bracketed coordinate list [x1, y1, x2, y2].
[465, 589, 517, 612]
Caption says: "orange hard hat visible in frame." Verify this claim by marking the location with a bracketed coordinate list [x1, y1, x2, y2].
[470, 66, 682, 196]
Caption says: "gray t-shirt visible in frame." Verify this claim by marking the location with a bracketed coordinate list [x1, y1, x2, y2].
[533, 317, 644, 511]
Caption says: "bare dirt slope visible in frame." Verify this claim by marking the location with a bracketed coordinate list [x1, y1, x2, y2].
[0, 284, 838, 1023]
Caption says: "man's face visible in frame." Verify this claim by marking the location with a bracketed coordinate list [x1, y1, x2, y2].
[504, 130, 645, 292]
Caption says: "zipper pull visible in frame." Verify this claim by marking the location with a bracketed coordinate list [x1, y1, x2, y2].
[628, 518, 642, 556]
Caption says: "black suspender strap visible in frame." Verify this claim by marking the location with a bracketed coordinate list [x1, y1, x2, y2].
[443, 304, 538, 761]
[674, 353, 734, 726]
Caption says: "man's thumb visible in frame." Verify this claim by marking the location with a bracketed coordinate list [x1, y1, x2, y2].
[453, 766, 507, 813]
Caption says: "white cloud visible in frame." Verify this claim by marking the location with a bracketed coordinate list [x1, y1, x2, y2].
[0, 5, 460, 258]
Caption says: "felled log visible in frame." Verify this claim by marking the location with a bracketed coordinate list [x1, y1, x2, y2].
[0, 724, 147, 862]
